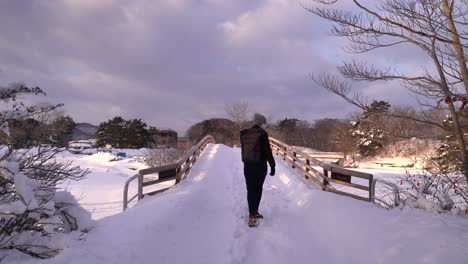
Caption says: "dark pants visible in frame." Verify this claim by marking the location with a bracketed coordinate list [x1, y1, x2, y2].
[243, 162, 267, 214]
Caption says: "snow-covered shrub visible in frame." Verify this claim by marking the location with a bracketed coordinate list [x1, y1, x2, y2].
[397, 169, 467, 215]
[0, 84, 92, 259]
[0, 150, 92, 259]
[0, 159, 92, 258]
[144, 149, 185, 167]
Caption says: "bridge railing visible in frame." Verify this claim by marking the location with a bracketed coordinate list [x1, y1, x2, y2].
[269, 137, 374, 202]
[123, 135, 215, 211]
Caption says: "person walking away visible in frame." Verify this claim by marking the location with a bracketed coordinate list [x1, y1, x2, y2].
[240, 114, 275, 226]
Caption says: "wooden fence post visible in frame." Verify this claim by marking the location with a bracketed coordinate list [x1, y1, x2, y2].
[305, 159, 310, 179]
[175, 167, 181, 184]
[137, 173, 143, 200]
[292, 152, 297, 169]
[323, 169, 329, 187]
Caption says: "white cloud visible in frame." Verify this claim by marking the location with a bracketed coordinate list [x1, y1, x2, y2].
[220, 0, 303, 47]
[62, 0, 116, 10]
[0, 0, 422, 133]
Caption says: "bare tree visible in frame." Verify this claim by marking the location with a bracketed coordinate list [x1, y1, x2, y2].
[270, 118, 313, 147]
[329, 119, 357, 157]
[305, 0, 468, 182]
[225, 101, 249, 131]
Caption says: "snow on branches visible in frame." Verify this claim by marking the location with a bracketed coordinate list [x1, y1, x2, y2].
[0, 84, 92, 260]
[350, 101, 390, 156]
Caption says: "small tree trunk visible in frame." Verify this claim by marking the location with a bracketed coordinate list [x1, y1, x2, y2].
[430, 37, 468, 182]
[447, 101, 468, 182]
[443, 3, 468, 181]
[442, 0, 468, 94]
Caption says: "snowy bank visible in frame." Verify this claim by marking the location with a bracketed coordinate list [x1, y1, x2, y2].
[17, 144, 468, 264]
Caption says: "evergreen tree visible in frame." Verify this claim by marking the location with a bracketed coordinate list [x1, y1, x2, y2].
[350, 101, 390, 157]
[125, 119, 150, 148]
[431, 114, 466, 174]
[276, 118, 300, 132]
[50, 115, 76, 147]
[96, 116, 126, 148]
[96, 117, 153, 148]
[432, 140, 462, 173]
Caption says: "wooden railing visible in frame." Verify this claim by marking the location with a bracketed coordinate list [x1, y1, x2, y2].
[123, 135, 215, 211]
[269, 137, 374, 202]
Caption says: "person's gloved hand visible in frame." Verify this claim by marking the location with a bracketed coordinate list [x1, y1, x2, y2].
[270, 167, 275, 176]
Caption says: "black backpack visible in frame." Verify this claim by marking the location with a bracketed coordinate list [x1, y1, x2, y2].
[240, 127, 263, 163]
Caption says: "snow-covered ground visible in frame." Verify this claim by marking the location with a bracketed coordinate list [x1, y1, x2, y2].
[57, 145, 438, 220]
[60, 147, 419, 220]
[16, 144, 468, 264]
[295, 144, 465, 209]
[56, 151, 173, 220]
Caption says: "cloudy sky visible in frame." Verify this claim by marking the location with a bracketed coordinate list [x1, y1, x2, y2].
[0, 0, 426, 134]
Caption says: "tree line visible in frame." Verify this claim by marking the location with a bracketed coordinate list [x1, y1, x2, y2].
[0, 115, 76, 148]
[306, 0, 468, 182]
[188, 102, 446, 158]
[0, 113, 170, 150]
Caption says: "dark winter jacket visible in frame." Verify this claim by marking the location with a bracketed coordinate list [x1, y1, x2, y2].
[240, 125, 275, 169]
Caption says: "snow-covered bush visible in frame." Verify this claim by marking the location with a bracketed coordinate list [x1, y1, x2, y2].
[0, 84, 92, 259]
[0, 159, 92, 259]
[396, 169, 467, 215]
[144, 149, 185, 167]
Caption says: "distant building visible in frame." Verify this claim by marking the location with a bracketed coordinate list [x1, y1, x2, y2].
[68, 139, 96, 149]
[178, 137, 191, 150]
[158, 129, 178, 148]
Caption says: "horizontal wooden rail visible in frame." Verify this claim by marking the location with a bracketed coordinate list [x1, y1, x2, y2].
[142, 176, 179, 187]
[123, 135, 215, 211]
[269, 137, 374, 202]
[306, 152, 345, 158]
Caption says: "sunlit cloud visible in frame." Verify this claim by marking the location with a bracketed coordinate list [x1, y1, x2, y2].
[0, 0, 419, 133]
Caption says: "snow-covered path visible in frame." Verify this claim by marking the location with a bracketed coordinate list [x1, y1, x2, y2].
[26, 144, 468, 264]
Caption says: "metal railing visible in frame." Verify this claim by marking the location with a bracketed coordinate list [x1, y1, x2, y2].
[123, 135, 215, 211]
[269, 137, 375, 202]
[123, 135, 399, 210]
